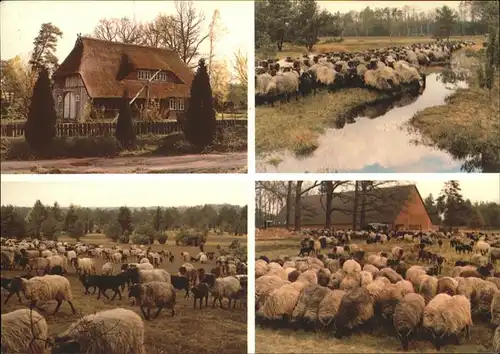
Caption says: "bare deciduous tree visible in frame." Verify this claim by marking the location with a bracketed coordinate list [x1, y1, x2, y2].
[92, 17, 144, 44]
[232, 49, 248, 88]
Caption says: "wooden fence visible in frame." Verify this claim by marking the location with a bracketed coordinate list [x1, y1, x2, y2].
[0, 119, 247, 138]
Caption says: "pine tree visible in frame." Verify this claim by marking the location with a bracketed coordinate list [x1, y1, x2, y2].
[437, 180, 466, 230]
[63, 205, 79, 232]
[117, 206, 134, 235]
[115, 89, 136, 149]
[183, 58, 217, 149]
[153, 207, 162, 231]
[25, 67, 57, 151]
[25, 200, 47, 238]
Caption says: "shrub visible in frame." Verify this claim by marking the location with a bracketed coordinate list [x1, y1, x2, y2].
[183, 58, 217, 149]
[2, 136, 120, 160]
[157, 234, 168, 244]
[132, 233, 150, 245]
[115, 89, 136, 149]
[25, 67, 57, 151]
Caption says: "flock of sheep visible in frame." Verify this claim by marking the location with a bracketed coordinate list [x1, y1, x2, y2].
[1, 237, 248, 354]
[255, 40, 474, 106]
[255, 229, 500, 352]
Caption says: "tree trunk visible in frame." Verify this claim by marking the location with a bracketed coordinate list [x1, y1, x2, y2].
[359, 182, 368, 228]
[286, 181, 293, 230]
[294, 181, 303, 232]
[352, 181, 359, 230]
[325, 182, 333, 229]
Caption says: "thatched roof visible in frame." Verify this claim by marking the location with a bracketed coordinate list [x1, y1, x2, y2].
[276, 184, 422, 227]
[54, 37, 193, 99]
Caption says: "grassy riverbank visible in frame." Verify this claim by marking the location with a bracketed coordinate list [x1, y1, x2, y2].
[256, 89, 390, 157]
[409, 49, 500, 172]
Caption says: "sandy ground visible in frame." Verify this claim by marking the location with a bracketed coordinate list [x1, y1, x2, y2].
[0, 152, 247, 173]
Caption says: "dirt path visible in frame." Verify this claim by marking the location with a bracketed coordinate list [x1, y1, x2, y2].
[1, 152, 247, 173]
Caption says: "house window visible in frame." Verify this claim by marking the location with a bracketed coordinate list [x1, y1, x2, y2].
[75, 95, 80, 102]
[138, 70, 170, 81]
[169, 98, 177, 110]
[178, 98, 184, 111]
[138, 70, 152, 80]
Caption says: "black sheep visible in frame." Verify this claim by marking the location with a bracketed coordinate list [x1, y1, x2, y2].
[171, 275, 190, 298]
[79, 273, 127, 300]
[191, 283, 209, 309]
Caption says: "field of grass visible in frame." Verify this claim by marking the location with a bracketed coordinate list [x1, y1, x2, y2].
[409, 48, 499, 172]
[256, 89, 390, 157]
[1, 232, 248, 354]
[256, 35, 486, 60]
[255, 230, 499, 354]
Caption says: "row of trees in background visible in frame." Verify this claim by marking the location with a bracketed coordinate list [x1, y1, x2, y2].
[1, 201, 247, 245]
[424, 181, 500, 230]
[256, 180, 500, 232]
[255, 0, 498, 51]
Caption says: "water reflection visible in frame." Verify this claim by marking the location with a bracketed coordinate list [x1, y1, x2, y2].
[257, 73, 469, 173]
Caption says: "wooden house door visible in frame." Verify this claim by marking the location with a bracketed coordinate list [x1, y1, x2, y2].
[63, 92, 77, 119]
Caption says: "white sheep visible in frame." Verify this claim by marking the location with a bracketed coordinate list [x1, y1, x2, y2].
[102, 262, 116, 276]
[128, 281, 176, 320]
[1, 309, 48, 354]
[342, 259, 361, 275]
[76, 257, 96, 275]
[53, 308, 145, 354]
[475, 240, 491, 255]
[211, 276, 242, 308]
[423, 293, 472, 350]
[9, 275, 76, 315]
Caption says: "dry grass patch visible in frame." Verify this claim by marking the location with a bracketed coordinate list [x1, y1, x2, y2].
[409, 71, 500, 172]
[256, 89, 389, 156]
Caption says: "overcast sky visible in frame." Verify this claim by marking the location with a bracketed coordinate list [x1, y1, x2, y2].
[0, 1, 251, 72]
[0, 178, 248, 207]
[320, 1, 461, 13]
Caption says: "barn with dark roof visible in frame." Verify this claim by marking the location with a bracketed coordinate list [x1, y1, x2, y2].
[52, 36, 194, 121]
[274, 184, 434, 231]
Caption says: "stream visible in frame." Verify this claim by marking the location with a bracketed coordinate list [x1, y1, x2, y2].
[257, 72, 469, 173]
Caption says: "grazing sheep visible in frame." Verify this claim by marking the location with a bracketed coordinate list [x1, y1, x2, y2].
[9, 275, 76, 314]
[423, 293, 472, 350]
[318, 289, 346, 328]
[334, 287, 375, 338]
[52, 308, 145, 354]
[491, 290, 500, 326]
[76, 258, 96, 275]
[128, 281, 176, 320]
[475, 240, 491, 255]
[342, 259, 362, 275]
[494, 326, 500, 353]
[211, 276, 242, 309]
[379, 267, 403, 284]
[393, 293, 426, 351]
[101, 262, 116, 276]
[1, 309, 48, 354]
[191, 283, 209, 309]
[257, 282, 303, 324]
[291, 284, 330, 327]
[437, 277, 458, 296]
[128, 268, 170, 285]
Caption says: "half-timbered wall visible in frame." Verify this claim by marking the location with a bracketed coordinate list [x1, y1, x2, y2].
[53, 74, 88, 121]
